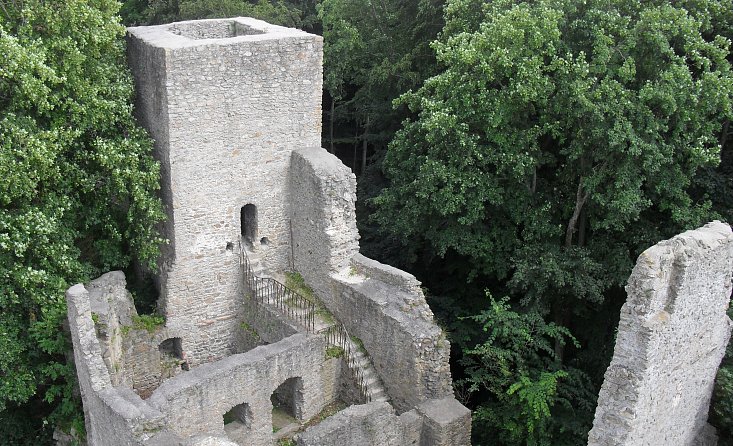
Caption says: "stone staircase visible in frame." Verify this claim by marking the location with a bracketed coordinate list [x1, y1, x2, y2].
[240, 243, 388, 404]
[350, 345, 388, 402]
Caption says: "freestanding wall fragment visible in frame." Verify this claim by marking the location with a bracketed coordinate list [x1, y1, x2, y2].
[588, 221, 733, 446]
[126, 18, 323, 365]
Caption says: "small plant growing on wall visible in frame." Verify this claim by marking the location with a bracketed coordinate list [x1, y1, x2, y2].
[123, 314, 165, 333]
[240, 322, 260, 341]
[325, 346, 344, 359]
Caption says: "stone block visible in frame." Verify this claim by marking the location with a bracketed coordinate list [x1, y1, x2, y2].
[416, 397, 472, 446]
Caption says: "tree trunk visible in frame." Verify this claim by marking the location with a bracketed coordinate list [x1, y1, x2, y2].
[565, 177, 589, 247]
[556, 175, 589, 361]
[361, 116, 369, 175]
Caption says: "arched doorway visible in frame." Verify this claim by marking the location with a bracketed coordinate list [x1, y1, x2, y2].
[241, 204, 257, 246]
[271, 377, 304, 435]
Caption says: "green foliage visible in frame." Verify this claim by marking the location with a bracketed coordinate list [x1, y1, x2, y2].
[240, 321, 260, 340]
[284, 271, 315, 302]
[461, 295, 595, 445]
[0, 0, 165, 437]
[131, 314, 165, 332]
[377, 0, 732, 293]
[325, 345, 344, 359]
[374, 0, 732, 442]
[120, 0, 318, 32]
[349, 335, 365, 353]
[318, 0, 445, 188]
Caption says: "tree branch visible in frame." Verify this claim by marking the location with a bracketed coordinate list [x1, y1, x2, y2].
[565, 177, 589, 247]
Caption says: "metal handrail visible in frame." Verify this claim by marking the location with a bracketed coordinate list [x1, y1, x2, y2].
[239, 238, 373, 403]
[239, 239, 316, 332]
[321, 323, 373, 403]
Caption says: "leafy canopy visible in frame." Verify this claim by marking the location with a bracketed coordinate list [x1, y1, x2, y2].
[0, 0, 165, 440]
[375, 0, 733, 308]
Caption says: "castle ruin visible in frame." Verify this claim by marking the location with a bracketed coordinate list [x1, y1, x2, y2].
[65, 17, 733, 446]
[589, 221, 733, 445]
[66, 18, 470, 446]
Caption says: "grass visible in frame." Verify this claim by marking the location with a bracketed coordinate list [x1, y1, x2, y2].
[132, 314, 165, 332]
[90, 312, 99, 324]
[325, 345, 345, 359]
[350, 335, 366, 353]
[120, 314, 165, 335]
[285, 271, 316, 303]
[284, 271, 339, 327]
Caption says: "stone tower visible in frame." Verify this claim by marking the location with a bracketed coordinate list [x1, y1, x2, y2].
[127, 18, 322, 364]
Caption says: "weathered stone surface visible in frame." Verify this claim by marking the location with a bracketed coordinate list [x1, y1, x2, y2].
[588, 221, 733, 446]
[295, 402, 409, 446]
[147, 333, 334, 443]
[295, 397, 471, 446]
[66, 274, 169, 446]
[289, 147, 454, 412]
[416, 397, 472, 446]
[127, 18, 323, 365]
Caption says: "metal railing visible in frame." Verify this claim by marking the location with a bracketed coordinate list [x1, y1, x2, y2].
[239, 238, 374, 403]
[322, 323, 373, 403]
[239, 240, 316, 332]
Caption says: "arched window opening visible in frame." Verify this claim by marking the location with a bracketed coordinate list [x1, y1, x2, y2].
[271, 377, 304, 436]
[223, 402, 253, 444]
[241, 204, 257, 246]
[159, 337, 188, 372]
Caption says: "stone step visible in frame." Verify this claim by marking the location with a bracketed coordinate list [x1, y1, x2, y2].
[241, 247, 389, 404]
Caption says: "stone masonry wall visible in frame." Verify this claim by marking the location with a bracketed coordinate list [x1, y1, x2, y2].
[295, 398, 471, 446]
[66, 273, 171, 446]
[127, 18, 323, 365]
[289, 147, 360, 306]
[331, 267, 454, 412]
[147, 333, 335, 445]
[588, 221, 733, 446]
[67, 271, 341, 446]
[289, 147, 455, 412]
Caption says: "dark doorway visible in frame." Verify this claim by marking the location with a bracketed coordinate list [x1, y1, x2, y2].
[271, 377, 304, 420]
[223, 402, 253, 444]
[241, 204, 257, 246]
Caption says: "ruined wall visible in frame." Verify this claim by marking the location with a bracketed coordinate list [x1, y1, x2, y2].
[68, 272, 343, 446]
[289, 148, 454, 412]
[147, 333, 335, 445]
[66, 273, 173, 446]
[330, 263, 453, 412]
[588, 221, 733, 446]
[295, 398, 471, 446]
[289, 148, 360, 304]
[127, 18, 323, 364]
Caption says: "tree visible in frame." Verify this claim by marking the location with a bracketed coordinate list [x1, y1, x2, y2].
[460, 295, 596, 446]
[0, 0, 165, 441]
[319, 0, 445, 172]
[120, 0, 319, 32]
[374, 0, 733, 441]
